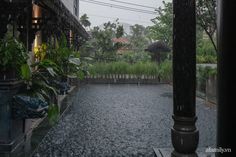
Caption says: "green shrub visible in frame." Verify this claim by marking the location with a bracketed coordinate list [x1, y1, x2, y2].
[197, 66, 217, 80]
[196, 39, 217, 64]
[0, 38, 28, 75]
[197, 55, 217, 64]
[197, 39, 216, 56]
[117, 51, 151, 63]
[89, 61, 163, 76]
[159, 60, 172, 81]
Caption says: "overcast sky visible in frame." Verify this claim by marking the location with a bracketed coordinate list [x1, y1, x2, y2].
[79, 0, 169, 27]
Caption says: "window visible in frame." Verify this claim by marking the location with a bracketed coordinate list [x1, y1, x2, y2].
[74, 0, 79, 17]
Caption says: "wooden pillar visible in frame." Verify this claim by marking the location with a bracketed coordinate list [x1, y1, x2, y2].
[69, 29, 73, 48]
[0, 1, 9, 39]
[172, 0, 198, 156]
[32, 4, 42, 45]
[32, 4, 42, 62]
[0, 15, 8, 39]
[216, 1, 234, 156]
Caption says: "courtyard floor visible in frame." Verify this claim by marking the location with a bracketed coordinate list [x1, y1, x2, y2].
[33, 84, 216, 157]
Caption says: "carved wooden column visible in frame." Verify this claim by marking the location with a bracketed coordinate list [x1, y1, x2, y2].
[0, 1, 9, 38]
[0, 15, 9, 38]
[0, 3, 26, 155]
[172, 0, 198, 156]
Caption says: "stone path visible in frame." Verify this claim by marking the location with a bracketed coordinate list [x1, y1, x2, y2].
[33, 84, 216, 157]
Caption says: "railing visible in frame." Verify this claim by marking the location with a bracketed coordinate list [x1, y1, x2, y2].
[196, 64, 217, 104]
[82, 74, 171, 84]
[196, 75, 217, 104]
[82, 73, 217, 104]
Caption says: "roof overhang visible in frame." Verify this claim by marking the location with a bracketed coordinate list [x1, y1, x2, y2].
[34, 0, 89, 40]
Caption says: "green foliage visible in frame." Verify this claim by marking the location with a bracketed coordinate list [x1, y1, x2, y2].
[0, 38, 28, 72]
[197, 66, 217, 81]
[2, 34, 88, 123]
[68, 57, 88, 79]
[148, 1, 173, 47]
[158, 60, 172, 81]
[89, 60, 172, 80]
[129, 24, 149, 52]
[21, 60, 59, 101]
[196, 0, 217, 52]
[33, 59, 60, 77]
[78, 40, 95, 57]
[116, 25, 124, 38]
[45, 35, 88, 79]
[20, 59, 60, 124]
[21, 64, 31, 81]
[80, 14, 91, 28]
[197, 39, 217, 63]
[148, 0, 217, 53]
[19, 34, 88, 123]
[197, 39, 215, 56]
[197, 55, 216, 64]
[83, 21, 124, 61]
[117, 51, 151, 64]
[48, 104, 60, 125]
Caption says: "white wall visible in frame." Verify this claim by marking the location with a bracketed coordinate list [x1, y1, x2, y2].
[61, 0, 79, 20]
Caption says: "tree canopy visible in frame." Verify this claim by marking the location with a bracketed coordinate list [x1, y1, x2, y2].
[129, 24, 149, 52]
[196, 0, 217, 52]
[148, 1, 173, 47]
[80, 20, 124, 61]
[148, 0, 217, 54]
[80, 14, 91, 28]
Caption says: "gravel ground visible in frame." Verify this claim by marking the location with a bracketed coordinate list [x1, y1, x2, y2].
[33, 84, 216, 157]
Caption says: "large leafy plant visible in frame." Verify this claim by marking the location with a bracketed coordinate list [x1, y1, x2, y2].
[22, 60, 59, 98]
[0, 38, 28, 77]
[19, 35, 88, 123]
[21, 59, 60, 124]
[45, 36, 88, 80]
[34, 43, 47, 61]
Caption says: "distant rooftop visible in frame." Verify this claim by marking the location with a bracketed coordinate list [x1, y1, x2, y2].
[112, 37, 129, 44]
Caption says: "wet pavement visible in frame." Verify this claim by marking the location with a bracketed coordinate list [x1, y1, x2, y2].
[33, 84, 216, 157]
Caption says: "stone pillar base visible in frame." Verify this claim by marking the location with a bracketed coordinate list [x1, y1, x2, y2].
[171, 116, 199, 154]
[171, 150, 198, 157]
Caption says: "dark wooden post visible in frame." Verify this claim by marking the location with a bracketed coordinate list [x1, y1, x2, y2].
[216, 1, 234, 156]
[172, 0, 199, 156]
[0, 2, 31, 156]
[0, 15, 8, 38]
[0, 1, 9, 38]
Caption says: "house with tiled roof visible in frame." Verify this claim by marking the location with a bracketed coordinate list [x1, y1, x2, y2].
[112, 37, 131, 54]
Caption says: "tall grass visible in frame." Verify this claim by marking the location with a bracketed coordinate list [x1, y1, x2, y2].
[88, 61, 172, 80]
[159, 61, 172, 80]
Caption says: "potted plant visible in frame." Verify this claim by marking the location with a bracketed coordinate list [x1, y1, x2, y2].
[0, 38, 28, 153]
[45, 36, 88, 89]
[0, 38, 28, 80]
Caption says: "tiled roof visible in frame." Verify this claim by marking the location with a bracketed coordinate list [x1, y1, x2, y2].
[112, 38, 129, 44]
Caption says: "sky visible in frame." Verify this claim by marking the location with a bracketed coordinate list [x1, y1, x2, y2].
[79, 0, 168, 27]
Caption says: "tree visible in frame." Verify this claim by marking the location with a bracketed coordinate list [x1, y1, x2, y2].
[196, 0, 217, 53]
[81, 20, 124, 61]
[148, 0, 216, 53]
[148, 1, 173, 47]
[129, 24, 149, 52]
[80, 14, 91, 28]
